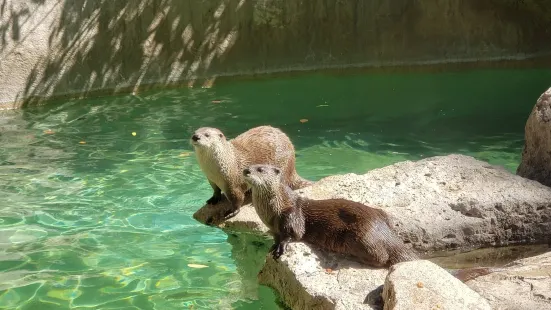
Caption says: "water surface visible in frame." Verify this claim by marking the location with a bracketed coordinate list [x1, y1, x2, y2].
[1, 68, 550, 309]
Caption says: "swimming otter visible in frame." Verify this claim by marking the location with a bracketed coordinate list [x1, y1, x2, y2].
[243, 164, 502, 281]
[190, 126, 312, 220]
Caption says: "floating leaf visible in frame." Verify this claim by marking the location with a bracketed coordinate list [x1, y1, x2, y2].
[132, 132, 137, 136]
[187, 264, 208, 269]
[179, 152, 192, 157]
[211, 100, 222, 104]
[44, 129, 55, 134]
[299, 119, 308, 123]
[79, 141, 86, 144]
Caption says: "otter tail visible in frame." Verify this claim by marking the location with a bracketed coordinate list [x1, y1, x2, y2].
[446, 267, 504, 282]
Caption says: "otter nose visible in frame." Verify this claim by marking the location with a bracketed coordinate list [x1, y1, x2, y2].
[191, 134, 200, 142]
[243, 168, 250, 176]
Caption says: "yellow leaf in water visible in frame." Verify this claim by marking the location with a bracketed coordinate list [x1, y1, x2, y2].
[132, 132, 137, 136]
[44, 129, 55, 134]
[299, 119, 308, 123]
[79, 141, 86, 144]
[187, 264, 208, 269]
[179, 152, 192, 157]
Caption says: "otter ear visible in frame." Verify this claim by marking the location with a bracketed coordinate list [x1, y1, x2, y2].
[219, 133, 224, 138]
[273, 168, 280, 175]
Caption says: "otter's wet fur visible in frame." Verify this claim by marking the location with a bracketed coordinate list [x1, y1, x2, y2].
[243, 163, 416, 267]
[190, 126, 312, 220]
[243, 163, 504, 281]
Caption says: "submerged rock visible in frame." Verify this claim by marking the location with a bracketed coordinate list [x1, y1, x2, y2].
[466, 251, 551, 310]
[517, 87, 551, 188]
[382, 260, 491, 310]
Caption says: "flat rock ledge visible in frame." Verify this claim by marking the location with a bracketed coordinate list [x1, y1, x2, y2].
[193, 154, 551, 309]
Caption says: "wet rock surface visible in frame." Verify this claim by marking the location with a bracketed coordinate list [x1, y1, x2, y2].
[517, 87, 551, 188]
[466, 251, 551, 310]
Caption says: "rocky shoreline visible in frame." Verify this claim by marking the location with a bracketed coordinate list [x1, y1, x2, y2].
[194, 154, 551, 309]
[193, 87, 551, 310]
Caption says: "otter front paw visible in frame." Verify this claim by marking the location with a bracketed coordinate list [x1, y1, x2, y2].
[270, 242, 286, 260]
[206, 195, 222, 205]
[222, 208, 240, 220]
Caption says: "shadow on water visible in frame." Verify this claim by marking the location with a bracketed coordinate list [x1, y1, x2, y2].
[225, 232, 290, 310]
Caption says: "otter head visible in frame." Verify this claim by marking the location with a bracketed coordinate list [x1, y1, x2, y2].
[243, 164, 282, 190]
[190, 127, 227, 150]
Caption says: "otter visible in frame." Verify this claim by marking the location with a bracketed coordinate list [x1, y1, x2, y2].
[243, 164, 503, 281]
[190, 126, 312, 220]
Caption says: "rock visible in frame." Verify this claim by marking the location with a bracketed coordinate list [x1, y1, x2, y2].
[466, 251, 551, 310]
[298, 154, 551, 253]
[195, 154, 551, 253]
[382, 260, 491, 310]
[192, 154, 551, 310]
[257, 242, 388, 310]
[193, 194, 269, 234]
[517, 87, 551, 188]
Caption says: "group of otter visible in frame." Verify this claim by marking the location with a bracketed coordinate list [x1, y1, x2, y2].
[190, 125, 496, 282]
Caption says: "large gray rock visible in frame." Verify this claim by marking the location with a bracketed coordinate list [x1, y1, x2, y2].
[195, 154, 551, 253]
[517, 87, 551, 188]
[382, 260, 491, 310]
[466, 251, 551, 310]
[193, 154, 551, 310]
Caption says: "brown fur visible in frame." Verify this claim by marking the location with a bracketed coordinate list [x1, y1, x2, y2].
[244, 164, 503, 281]
[191, 126, 312, 220]
[243, 163, 417, 267]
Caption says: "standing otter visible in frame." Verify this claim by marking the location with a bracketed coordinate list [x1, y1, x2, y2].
[243, 164, 503, 281]
[191, 126, 312, 220]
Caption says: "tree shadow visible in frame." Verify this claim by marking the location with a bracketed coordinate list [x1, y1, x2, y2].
[17, 0, 249, 108]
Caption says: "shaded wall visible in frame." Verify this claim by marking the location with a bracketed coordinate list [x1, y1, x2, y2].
[1, 0, 551, 109]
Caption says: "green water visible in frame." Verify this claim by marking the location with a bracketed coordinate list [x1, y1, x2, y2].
[0, 68, 550, 309]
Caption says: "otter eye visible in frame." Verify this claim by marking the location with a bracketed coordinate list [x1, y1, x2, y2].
[256, 167, 263, 173]
[205, 133, 210, 137]
[219, 134, 223, 138]
[273, 168, 280, 175]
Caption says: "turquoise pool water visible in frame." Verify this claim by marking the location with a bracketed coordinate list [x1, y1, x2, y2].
[1, 68, 550, 309]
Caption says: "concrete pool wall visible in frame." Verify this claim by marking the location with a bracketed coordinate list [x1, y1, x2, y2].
[1, 0, 551, 109]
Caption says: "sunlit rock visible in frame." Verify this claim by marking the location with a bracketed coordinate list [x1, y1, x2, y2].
[194, 154, 551, 310]
[517, 87, 551, 187]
